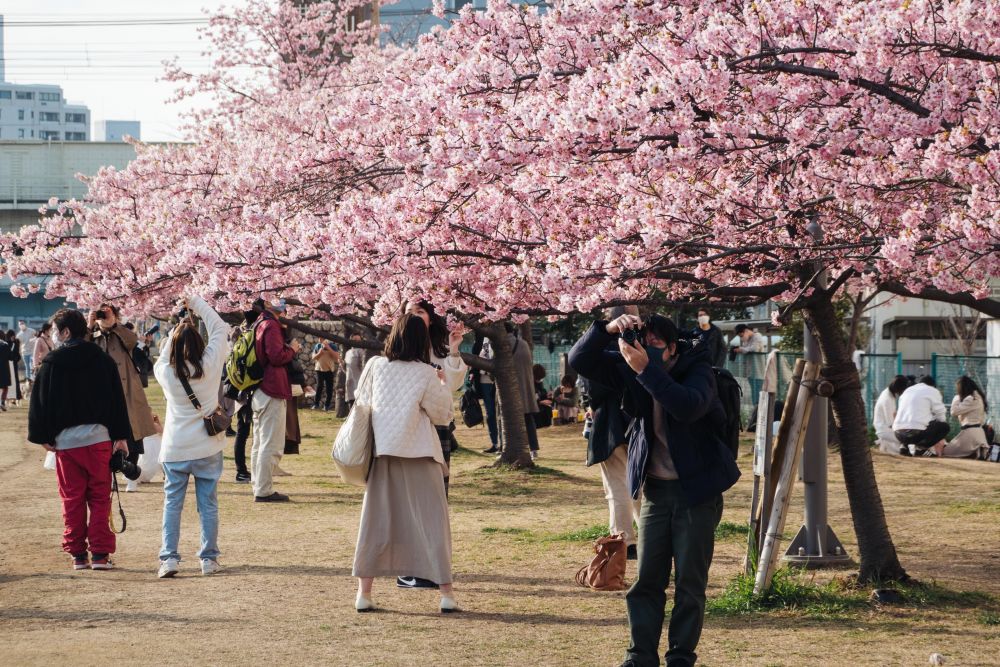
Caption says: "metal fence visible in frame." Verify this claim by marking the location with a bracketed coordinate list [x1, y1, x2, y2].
[460, 342, 572, 391]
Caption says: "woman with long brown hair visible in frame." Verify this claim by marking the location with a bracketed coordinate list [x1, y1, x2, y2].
[153, 295, 230, 578]
[352, 313, 457, 613]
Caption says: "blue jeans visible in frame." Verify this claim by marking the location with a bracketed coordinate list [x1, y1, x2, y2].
[160, 452, 223, 562]
[480, 383, 499, 446]
[23, 354, 32, 381]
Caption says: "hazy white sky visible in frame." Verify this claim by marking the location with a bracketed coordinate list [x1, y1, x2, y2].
[1, 1, 241, 141]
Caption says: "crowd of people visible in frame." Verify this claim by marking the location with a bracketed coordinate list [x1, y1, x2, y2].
[15, 296, 995, 667]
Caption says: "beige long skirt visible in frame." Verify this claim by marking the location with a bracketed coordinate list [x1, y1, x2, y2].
[942, 427, 988, 458]
[352, 455, 452, 584]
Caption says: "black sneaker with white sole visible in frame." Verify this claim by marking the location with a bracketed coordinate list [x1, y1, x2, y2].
[396, 576, 439, 589]
[235, 471, 251, 484]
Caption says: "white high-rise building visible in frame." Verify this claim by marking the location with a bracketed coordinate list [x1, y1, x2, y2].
[0, 15, 91, 141]
[93, 120, 141, 142]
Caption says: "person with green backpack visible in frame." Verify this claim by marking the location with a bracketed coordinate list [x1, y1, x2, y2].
[227, 298, 300, 502]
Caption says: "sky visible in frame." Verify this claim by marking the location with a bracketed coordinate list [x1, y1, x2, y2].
[0, 1, 241, 141]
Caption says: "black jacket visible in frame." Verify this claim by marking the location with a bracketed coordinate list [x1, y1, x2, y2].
[28, 339, 132, 446]
[583, 376, 628, 466]
[690, 324, 728, 368]
[569, 322, 740, 505]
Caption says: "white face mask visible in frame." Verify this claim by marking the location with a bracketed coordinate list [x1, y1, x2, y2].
[697, 315, 710, 326]
[51, 330, 62, 346]
[18, 324, 26, 331]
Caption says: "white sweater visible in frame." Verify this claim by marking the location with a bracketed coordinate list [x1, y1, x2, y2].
[358, 356, 454, 463]
[892, 383, 946, 431]
[872, 388, 900, 446]
[154, 296, 231, 463]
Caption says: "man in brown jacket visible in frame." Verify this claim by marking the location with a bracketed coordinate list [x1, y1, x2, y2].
[88, 303, 158, 488]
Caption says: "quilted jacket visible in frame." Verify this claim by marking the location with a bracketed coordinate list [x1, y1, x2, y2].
[358, 356, 454, 464]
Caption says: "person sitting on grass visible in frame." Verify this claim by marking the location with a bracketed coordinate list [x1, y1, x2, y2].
[940, 376, 989, 459]
[553, 374, 580, 424]
[893, 375, 948, 456]
[873, 375, 911, 455]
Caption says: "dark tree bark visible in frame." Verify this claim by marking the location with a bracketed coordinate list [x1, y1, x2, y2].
[483, 326, 533, 469]
[803, 293, 908, 583]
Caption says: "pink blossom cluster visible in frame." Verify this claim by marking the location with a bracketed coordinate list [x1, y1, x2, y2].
[3, 0, 998, 321]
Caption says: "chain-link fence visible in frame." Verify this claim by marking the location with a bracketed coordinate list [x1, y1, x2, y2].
[931, 354, 1000, 428]
[861, 354, 903, 422]
[460, 342, 572, 391]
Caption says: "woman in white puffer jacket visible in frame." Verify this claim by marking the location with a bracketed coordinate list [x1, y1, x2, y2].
[351, 312, 456, 613]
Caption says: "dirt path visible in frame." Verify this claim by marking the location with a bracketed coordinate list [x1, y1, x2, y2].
[1, 394, 998, 666]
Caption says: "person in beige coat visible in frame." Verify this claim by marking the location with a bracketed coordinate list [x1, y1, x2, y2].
[940, 376, 989, 458]
[352, 313, 457, 614]
[88, 304, 158, 482]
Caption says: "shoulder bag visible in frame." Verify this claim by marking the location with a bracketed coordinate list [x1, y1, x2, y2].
[177, 373, 231, 436]
[331, 361, 376, 486]
[575, 533, 627, 591]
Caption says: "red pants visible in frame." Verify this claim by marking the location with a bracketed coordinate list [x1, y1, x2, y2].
[55, 442, 115, 556]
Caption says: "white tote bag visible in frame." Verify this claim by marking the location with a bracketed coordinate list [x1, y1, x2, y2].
[331, 362, 375, 486]
[137, 433, 163, 483]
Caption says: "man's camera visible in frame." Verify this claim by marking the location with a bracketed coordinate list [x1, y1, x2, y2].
[621, 326, 646, 345]
[110, 450, 142, 481]
[94, 310, 107, 320]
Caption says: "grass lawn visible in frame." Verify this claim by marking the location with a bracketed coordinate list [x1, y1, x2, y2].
[0, 383, 997, 666]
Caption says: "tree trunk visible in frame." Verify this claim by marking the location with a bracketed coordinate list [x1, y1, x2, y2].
[486, 327, 533, 468]
[803, 295, 908, 583]
[334, 361, 348, 418]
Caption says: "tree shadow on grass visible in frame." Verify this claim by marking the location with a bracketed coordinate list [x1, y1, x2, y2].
[233, 563, 353, 577]
[0, 607, 227, 625]
[385, 607, 628, 627]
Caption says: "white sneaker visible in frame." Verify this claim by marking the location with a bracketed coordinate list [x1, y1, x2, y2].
[530, 451, 538, 461]
[440, 596, 460, 614]
[125, 479, 139, 492]
[200, 558, 221, 575]
[355, 594, 374, 613]
[158, 558, 179, 578]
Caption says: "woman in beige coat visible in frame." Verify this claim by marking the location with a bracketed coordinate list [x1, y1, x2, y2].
[88, 304, 158, 478]
[941, 376, 989, 458]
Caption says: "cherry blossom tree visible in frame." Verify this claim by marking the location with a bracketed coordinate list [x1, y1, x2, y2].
[4, 0, 1000, 582]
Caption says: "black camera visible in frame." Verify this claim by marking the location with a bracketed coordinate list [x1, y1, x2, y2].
[621, 326, 646, 345]
[94, 310, 107, 320]
[175, 307, 189, 320]
[110, 450, 142, 481]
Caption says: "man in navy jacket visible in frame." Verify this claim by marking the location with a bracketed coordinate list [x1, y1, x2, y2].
[570, 313, 740, 667]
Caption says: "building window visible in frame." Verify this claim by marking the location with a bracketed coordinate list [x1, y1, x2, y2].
[15, 91, 34, 100]
[39, 92, 61, 102]
[18, 129, 24, 139]
[65, 113, 86, 124]
[0, 90, 10, 99]
[40, 130, 60, 140]
[64, 132, 86, 141]
[40, 112, 60, 122]
[17, 109, 24, 121]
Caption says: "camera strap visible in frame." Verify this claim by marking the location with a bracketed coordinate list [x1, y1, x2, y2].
[109, 473, 127, 534]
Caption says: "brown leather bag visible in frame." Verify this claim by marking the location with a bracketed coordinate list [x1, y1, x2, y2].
[575, 533, 627, 591]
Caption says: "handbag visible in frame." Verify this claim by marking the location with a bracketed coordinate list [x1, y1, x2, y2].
[331, 361, 375, 486]
[177, 373, 231, 436]
[575, 533, 627, 591]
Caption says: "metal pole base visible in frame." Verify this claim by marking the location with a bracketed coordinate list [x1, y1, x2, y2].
[781, 524, 853, 568]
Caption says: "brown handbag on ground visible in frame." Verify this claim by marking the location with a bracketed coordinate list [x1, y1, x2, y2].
[575, 533, 627, 591]
[178, 374, 232, 436]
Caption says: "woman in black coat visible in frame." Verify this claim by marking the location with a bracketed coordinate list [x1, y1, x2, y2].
[5, 330, 21, 403]
[0, 337, 11, 409]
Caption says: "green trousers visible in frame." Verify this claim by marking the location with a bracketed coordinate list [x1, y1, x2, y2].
[625, 479, 723, 667]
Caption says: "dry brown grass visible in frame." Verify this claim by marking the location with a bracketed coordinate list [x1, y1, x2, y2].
[0, 385, 998, 666]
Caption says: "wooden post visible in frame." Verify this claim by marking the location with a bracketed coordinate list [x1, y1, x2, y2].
[753, 360, 820, 596]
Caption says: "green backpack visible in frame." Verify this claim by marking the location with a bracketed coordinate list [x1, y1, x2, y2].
[225, 321, 265, 392]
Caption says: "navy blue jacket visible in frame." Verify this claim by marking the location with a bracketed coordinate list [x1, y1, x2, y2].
[569, 322, 740, 505]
